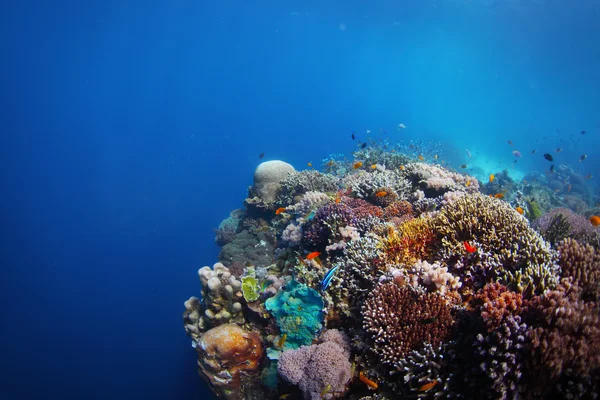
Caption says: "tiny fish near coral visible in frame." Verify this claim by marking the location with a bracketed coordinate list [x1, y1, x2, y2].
[590, 215, 600, 227]
[464, 241, 476, 253]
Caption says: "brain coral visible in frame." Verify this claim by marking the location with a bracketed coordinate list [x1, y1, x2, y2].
[252, 160, 296, 203]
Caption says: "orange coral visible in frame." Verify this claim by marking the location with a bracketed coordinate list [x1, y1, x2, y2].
[380, 218, 435, 267]
[196, 324, 264, 400]
[475, 283, 524, 331]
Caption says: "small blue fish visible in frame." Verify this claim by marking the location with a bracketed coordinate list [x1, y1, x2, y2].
[321, 265, 340, 291]
[304, 210, 316, 221]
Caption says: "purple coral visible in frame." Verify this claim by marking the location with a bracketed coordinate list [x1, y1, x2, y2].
[302, 202, 357, 250]
[278, 333, 352, 400]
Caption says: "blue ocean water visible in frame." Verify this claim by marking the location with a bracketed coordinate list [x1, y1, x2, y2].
[1, 1, 598, 399]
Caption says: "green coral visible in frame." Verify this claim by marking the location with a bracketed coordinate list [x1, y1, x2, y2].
[265, 279, 324, 349]
[242, 275, 260, 302]
[527, 198, 543, 220]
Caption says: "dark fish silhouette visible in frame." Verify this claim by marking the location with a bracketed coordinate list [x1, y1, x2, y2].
[351, 133, 355, 140]
[259, 152, 265, 159]
[549, 165, 555, 173]
[361, 142, 367, 148]
[581, 130, 586, 135]
[543, 153, 554, 162]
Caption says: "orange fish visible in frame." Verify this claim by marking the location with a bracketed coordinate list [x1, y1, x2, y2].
[328, 160, 334, 166]
[494, 193, 505, 199]
[590, 215, 600, 227]
[489, 174, 495, 183]
[359, 371, 378, 389]
[516, 206, 524, 215]
[464, 241, 476, 253]
[306, 251, 321, 260]
[375, 191, 387, 197]
[399, 165, 405, 170]
[371, 164, 377, 169]
[353, 161, 363, 169]
[418, 155, 425, 161]
[307, 162, 313, 167]
[335, 195, 341, 204]
[275, 207, 286, 215]
[465, 180, 471, 187]
[419, 380, 438, 392]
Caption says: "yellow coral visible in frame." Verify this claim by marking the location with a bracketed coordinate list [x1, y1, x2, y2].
[379, 217, 435, 267]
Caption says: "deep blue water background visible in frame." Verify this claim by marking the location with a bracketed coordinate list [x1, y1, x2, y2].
[1, 1, 599, 399]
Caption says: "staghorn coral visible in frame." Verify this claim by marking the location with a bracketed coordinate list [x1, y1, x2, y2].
[196, 324, 264, 400]
[557, 238, 600, 301]
[277, 170, 340, 206]
[362, 282, 454, 369]
[434, 193, 559, 296]
[379, 217, 435, 267]
[523, 282, 600, 396]
[472, 315, 528, 400]
[278, 339, 352, 400]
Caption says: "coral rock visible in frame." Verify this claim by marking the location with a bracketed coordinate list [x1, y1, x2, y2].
[252, 160, 295, 203]
[196, 324, 264, 400]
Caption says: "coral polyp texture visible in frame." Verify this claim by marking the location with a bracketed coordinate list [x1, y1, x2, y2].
[183, 146, 600, 399]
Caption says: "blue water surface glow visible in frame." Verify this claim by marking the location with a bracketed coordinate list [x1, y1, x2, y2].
[1, 0, 599, 399]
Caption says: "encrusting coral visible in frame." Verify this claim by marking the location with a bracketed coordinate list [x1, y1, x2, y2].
[195, 323, 264, 400]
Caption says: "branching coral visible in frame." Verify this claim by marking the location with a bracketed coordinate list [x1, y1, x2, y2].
[534, 208, 598, 246]
[362, 282, 454, 369]
[403, 162, 479, 196]
[302, 202, 357, 251]
[409, 260, 462, 295]
[474, 282, 524, 332]
[433, 193, 560, 296]
[278, 330, 352, 400]
[277, 170, 340, 206]
[522, 282, 600, 397]
[342, 169, 411, 200]
[379, 217, 435, 267]
[557, 238, 600, 301]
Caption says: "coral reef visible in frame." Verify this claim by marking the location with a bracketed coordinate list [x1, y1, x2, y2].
[183, 146, 600, 400]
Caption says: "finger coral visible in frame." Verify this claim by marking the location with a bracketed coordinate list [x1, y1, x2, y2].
[557, 238, 600, 301]
[362, 282, 454, 369]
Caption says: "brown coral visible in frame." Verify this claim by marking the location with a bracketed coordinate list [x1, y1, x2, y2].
[371, 186, 398, 207]
[362, 282, 454, 368]
[523, 283, 600, 395]
[379, 217, 435, 267]
[196, 324, 264, 400]
[557, 238, 600, 301]
[474, 283, 524, 332]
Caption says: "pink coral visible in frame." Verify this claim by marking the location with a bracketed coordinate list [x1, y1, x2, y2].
[278, 333, 352, 400]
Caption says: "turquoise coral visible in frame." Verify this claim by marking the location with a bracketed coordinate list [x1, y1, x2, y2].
[265, 279, 324, 349]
